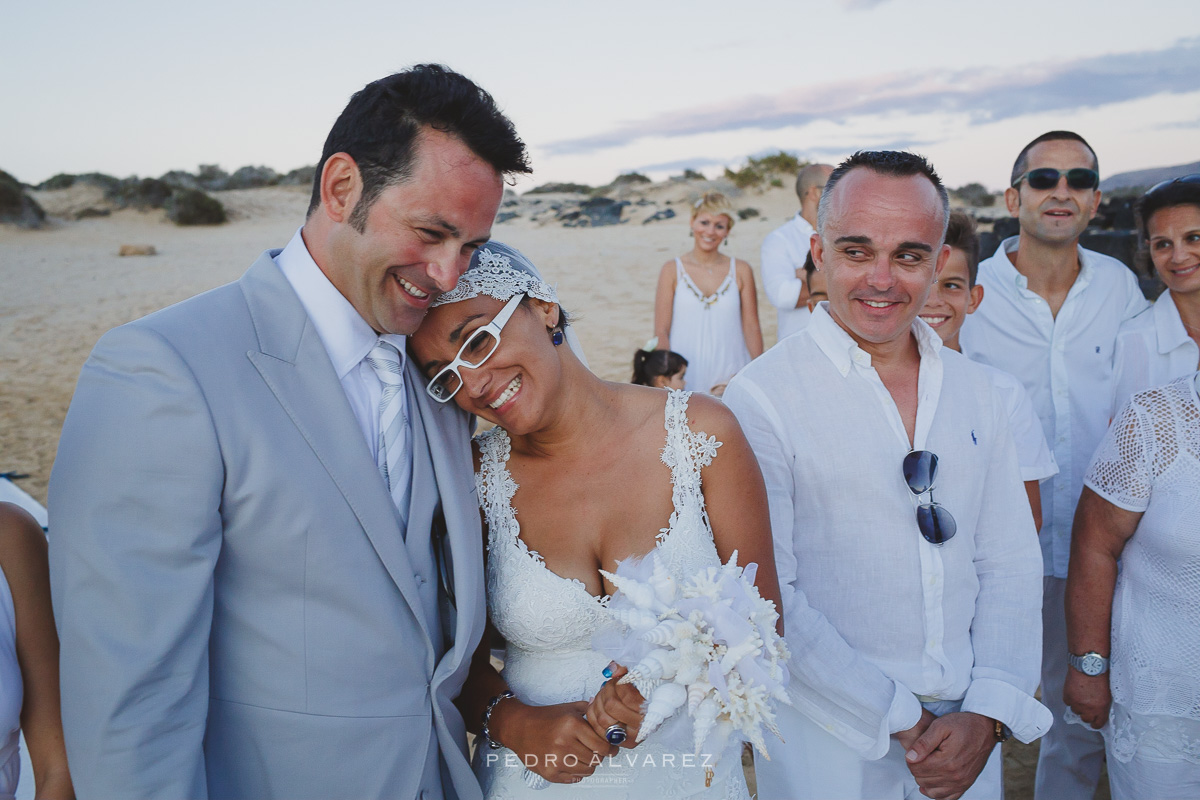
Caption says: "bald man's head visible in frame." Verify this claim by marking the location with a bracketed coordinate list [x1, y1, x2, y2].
[796, 163, 834, 203]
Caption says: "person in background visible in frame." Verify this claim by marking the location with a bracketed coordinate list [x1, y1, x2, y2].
[1064, 371, 1200, 800]
[0, 503, 73, 800]
[1110, 174, 1200, 414]
[631, 341, 688, 389]
[802, 252, 828, 310]
[761, 164, 834, 341]
[959, 130, 1150, 800]
[727, 150, 1049, 800]
[654, 192, 762, 395]
[918, 210, 1058, 530]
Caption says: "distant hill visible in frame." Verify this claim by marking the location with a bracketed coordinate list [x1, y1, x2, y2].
[1101, 160, 1200, 194]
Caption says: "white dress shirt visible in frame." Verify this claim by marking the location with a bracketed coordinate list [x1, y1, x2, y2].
[274, 228, 412, 517]
[978, 362, 1059, 482]
[1111, 290, 1200, 418]
[959, 237, 1149, 577]
[725, 304, 1051, 759]
[760, 213, 814, 341]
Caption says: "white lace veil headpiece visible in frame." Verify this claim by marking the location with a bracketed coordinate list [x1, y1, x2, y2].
[432, 242, 588, 366]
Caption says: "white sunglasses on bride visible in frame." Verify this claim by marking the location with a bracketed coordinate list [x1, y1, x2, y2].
[426, 293, 525, 403]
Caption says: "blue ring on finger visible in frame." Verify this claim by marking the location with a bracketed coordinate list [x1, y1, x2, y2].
[605, 724, 627, 745]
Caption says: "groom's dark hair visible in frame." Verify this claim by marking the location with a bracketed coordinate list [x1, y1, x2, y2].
[308, 64, 531, 229]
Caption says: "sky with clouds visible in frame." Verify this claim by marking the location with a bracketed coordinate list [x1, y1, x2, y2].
[4, 0, 1198, 192]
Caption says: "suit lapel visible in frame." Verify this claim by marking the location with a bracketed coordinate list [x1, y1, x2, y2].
[405, 360, 486, 682]
[239, 253, 434, 651]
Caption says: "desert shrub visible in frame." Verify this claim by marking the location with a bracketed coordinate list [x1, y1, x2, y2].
[612, 172, 651, 185]
[953, 183, 995, 207]
[38, 173, 77, 190]
[527, 182, 592, 195]
[110, 177, 173, 210]
[737, 207, 760, 220]
[681, 168, 705, 180]
[166, 188, 227, 225]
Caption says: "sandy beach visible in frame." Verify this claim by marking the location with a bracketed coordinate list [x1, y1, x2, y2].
[0, 180, 1108, 799]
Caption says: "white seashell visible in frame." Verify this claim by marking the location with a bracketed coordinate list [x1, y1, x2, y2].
[640, 620, 682, 645]
[637, 682, 688, 742]
[692, 697, 720, 755]
[620, 648, 679, 686]
[608, 607, 660, 631]
[600, 568, 660, 610]
[687, 681, 711, 713]
[649, 557, 679, 605]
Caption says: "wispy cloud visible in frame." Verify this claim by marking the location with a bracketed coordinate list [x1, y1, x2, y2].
[840, 0, 892, 9]
[545, 38, 1200, 157]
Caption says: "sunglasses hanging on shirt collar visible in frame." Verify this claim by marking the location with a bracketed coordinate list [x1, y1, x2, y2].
[902, 450, 957, 545]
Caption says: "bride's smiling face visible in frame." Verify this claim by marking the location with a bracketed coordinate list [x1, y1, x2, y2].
[410, 295, 563, 431]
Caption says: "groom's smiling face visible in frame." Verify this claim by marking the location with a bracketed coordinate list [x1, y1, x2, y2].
[322, 128, 504, 335]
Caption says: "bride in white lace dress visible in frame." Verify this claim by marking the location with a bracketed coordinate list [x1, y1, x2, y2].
[408, 243, 781, 799]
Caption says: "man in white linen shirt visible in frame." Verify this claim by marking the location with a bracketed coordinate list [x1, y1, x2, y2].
[760, 163, 833, 341]
[958, 131, 1150, 800]
[726, 150, 1051, 800]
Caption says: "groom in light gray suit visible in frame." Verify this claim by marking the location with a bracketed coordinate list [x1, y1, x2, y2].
[48, 65, 531, 799]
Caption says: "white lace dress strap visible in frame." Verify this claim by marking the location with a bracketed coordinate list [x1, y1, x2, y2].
[657, 391, 724, 579]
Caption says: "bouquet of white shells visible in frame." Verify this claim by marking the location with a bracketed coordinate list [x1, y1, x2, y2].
[592, 549, 791, 769]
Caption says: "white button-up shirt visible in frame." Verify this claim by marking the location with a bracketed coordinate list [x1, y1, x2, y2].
[274, 228, 411, 516]
[1111, 290, 1200, 418]
[760, 213, 814, 341]
[725, 304, 1050, 758]
[960, 237, 1149, 577]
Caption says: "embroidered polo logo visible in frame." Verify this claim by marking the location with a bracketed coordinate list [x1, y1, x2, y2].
[971, 430, 978, 445]
[1095, 346, 1101, 353]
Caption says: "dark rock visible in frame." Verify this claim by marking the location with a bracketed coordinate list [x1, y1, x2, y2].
[578, 196, 628, 227]
[1080, 229, 1138, 272]
[992, 217, 1020, 239]
[635, 198, 653, 206]
[279, 165, 317, 186]
[978, 231, 1001, 261]
[0, 169, 46, 228]
[643, 208, 676, 224]
[737, 207, 760, 220]
[166, 188, 227, 225]
[496, 211, 519, 224]
[225, 165, 280, 190]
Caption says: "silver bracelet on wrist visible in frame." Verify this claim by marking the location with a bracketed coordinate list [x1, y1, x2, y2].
[482, 690, 516, 750]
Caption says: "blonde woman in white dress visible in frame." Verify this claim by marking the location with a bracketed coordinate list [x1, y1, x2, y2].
[654, 193, 763, 395]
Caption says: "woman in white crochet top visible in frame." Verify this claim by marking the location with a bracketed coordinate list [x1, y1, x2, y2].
[1065, 372, 1200, 800]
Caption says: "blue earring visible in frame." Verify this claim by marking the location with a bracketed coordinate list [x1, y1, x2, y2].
[551, 330, 565, 347]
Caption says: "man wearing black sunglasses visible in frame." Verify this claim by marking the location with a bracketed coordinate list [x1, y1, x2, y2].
[726, 150, 1049, 800]
[959, 131, 1150, 800]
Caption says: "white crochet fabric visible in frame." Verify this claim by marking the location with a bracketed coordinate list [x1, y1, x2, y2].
[1082, 373, 1200, 764]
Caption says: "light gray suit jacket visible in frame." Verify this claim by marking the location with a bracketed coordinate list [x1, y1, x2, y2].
[48, 251, 486, 799]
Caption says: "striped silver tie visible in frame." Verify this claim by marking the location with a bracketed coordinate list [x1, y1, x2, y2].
[364, 340, 408, 499]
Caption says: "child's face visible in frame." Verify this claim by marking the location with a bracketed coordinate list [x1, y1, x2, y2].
[805, 267, 829, 311]
[653, 367, 687, 391]
[917, 247, 982, 347]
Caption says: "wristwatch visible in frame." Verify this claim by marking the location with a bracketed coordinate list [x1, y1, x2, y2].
[1068, 651, 1109, 676]
[993, 719, 1012, 743]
